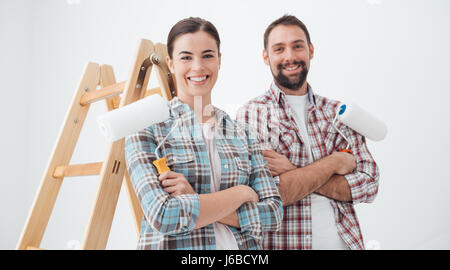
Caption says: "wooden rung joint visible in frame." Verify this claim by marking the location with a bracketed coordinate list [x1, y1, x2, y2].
[53, 162, 103, 178]
[79, 81, 126, 105]
[112, 96, 121, 109]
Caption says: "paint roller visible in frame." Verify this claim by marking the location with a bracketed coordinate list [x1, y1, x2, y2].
[331, 102, 387, 155]
[97, 94, 176, 175]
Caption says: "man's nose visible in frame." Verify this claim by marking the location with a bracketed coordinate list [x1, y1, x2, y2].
[283, 48, 295, 63]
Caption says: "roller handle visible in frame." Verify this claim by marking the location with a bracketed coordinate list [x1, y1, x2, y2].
[339, 149, 353, 155]
[153, 157, 171, 175]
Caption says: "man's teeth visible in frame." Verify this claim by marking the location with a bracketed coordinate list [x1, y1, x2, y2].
[284, 65, 299, 71]
[189, 76, 207, 82]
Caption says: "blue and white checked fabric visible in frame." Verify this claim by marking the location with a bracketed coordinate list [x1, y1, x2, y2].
[124, 97, 283, 250]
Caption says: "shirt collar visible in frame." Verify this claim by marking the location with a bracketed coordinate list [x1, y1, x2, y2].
[168, 96, 191, 116]
[167, 96, 227, 125]
[269, 81, 316, 108]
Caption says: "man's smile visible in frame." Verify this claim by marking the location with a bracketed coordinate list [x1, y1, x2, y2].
[283, 64, 301, 72]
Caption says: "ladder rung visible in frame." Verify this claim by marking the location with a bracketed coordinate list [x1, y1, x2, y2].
[145, 87, 162, 97]
[110, 87, 160, 109]
[80, 81, 126, 105]
[53, 162, 103, 178]
[26, 246, 45, 250]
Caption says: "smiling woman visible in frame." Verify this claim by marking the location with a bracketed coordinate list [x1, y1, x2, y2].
[124, 17, 283, 250]
[166, 29, 220, 114]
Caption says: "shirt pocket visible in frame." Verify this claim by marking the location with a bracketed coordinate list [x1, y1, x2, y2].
[165, 150, 195, 166]
[218, 136, 251, 187]
[163, 149, 196, 185]
[277, 129, 300, 159]
[233, 156, 251, 185]
[324, 122, 348, 152]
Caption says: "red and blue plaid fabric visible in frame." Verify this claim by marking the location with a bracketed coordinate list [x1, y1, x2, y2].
[236, 83, 380, 250]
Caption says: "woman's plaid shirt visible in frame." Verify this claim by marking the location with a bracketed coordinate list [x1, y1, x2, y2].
[124, 97, 283, 250]
[236, 83, 380, 250]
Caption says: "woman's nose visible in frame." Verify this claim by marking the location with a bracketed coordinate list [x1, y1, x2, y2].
[191, 58, 204, 71]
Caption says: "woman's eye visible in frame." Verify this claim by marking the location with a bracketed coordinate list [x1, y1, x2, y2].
[181, 56, 191, 60]
[203, 54, 214, 59]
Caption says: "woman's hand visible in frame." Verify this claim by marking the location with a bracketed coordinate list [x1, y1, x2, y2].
[237, 185, 259, 203]
[159, 171, 196, 197]
[262, 150, 297, 176]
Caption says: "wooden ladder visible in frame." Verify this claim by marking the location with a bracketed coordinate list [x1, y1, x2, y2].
[17, 39, 176, 250]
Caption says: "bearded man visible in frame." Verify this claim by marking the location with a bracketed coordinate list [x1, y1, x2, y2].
[236, 15, 380, 250]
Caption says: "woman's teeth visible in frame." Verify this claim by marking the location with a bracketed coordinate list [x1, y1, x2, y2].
[188, 75, 208, 82]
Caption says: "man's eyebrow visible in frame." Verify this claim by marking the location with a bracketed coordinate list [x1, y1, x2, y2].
[292, 39, 306, 44]
[271, 39, 306, 48]
[178, 51, 193, 55]
[271, 42, 285, 48]
[202, 49, 216, 54]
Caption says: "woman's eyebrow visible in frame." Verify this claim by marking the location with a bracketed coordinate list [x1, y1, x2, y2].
[178, 50, 216, 55]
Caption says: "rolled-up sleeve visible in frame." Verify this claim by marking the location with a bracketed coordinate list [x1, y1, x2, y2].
[124, 127, 200, 235]
[343, 130, 380, 205]
[237, 127, 283, 236]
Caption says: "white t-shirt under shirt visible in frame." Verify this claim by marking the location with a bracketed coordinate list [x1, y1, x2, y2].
[200, 122, 239, 250]
[285, 94, 349, 250]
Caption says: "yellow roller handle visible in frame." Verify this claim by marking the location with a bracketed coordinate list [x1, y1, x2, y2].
[153, 157, 170, 175]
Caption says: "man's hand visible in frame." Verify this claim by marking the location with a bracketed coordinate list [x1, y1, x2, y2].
[329, 151, 357, 175]
[159, 171, 196, 197]
[276, 151, 356, 206]
[262, 150, 297, 176]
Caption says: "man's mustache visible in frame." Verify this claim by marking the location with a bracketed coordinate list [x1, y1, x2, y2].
[277, 60, 307, 70]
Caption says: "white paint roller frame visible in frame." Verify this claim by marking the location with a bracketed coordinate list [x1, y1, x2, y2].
[333, 102, 388, 146]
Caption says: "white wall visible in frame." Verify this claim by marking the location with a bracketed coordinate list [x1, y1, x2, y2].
[1, 0, 449, 249]
[0, 0, 33, 250]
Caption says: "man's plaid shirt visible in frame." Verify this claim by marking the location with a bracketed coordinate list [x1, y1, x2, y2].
[125, 97, 283, 250]
[236, 83, 380, 250]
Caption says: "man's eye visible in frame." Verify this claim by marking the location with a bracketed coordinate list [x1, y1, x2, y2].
[274, 47, 283, 52]
[203, 54, 215, 59]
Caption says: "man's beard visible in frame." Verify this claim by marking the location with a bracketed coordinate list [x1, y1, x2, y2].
[272, 60, 308, 90]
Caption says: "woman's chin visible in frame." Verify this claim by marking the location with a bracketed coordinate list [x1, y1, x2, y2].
[185, 86, 214, 98]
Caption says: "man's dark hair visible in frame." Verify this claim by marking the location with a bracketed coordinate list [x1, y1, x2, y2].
[167, 17, 221, 58]
[263, 14, 312, 50]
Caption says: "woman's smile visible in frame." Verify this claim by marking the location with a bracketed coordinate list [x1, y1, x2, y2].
[187, 74, 210, 85]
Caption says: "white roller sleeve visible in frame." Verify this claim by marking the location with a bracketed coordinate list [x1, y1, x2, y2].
[338, 102, 387, 141]
[97, 94, 170, 142]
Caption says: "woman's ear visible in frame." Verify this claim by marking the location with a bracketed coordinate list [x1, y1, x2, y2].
[166, 55, 174, 73]
[218, 52, 222, 69]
